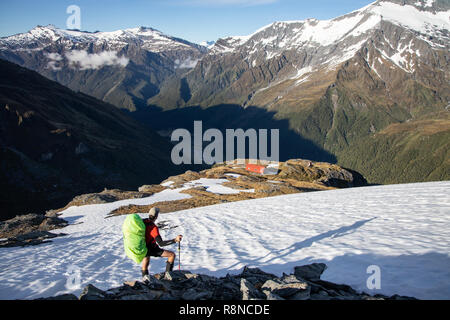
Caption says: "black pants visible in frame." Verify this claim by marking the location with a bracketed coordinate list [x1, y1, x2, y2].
[145, 243, 164, 257]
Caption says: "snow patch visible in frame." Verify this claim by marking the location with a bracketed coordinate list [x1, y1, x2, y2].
[161, 181, 174, 187]
[184, 178, 254, 195]
[292, 66, 313, 79]
[371, 2, 450, 35]
[224, 173, 242, 178]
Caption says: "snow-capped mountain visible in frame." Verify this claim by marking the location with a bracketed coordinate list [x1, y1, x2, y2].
[0, 25, 204, 53]
[213, 0, 449, 57]
[147, 0, 449, 185]
[159, 0, 449, 108]
[204, 0, 449, 96]
[200, 40, 216, 49]
[0, 25, 207, 111]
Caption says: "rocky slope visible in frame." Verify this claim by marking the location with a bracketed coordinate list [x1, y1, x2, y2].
[152, 0, 449, 108]
[51, 158, 367, 218]
[38, 263, 416, 300]
[0, 158, 366, 247]
[0, 213, 68, 247]
[0, 59, 184, 220]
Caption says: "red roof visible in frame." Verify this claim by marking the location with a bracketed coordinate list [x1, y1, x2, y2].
[246, 164, 266, 174]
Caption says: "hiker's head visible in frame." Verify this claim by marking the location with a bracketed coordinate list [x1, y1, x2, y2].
[148, 207, 160, 221]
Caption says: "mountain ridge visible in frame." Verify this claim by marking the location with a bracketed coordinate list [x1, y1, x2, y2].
[0, 59, 185, 220]
[0, 0, 448, 184]
[0, 24, 207, 112]
[145, 0, 449, 184]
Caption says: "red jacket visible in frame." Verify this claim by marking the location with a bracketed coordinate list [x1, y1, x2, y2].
[143, 218, 160, 245]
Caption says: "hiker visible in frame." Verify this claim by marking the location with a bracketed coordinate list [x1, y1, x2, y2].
[141, 207, 182, 282]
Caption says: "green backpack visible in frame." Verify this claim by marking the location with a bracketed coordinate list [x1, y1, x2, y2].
[122, 214, 148, 264]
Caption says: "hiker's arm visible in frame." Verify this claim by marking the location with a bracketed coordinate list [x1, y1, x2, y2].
[155, 235, 176, 247]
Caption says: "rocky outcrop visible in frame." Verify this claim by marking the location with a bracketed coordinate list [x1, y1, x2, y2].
[0, 213, 68, 247]
[1, 158, 367, 246]
[60, 187, 164, 209]
[38, 263, 416, 301]
[107, 159, 367, 217]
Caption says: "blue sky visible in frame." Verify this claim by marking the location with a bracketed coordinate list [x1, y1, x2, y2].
[0, 0, 375, 44]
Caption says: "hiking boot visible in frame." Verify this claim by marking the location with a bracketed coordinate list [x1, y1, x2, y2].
[166, 261, 174, 272]
[142, 274, 151, 284]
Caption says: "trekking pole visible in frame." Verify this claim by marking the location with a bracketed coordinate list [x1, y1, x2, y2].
[178, 241, 181, 271]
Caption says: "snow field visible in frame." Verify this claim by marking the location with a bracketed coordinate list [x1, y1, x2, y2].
[0, 181, 448, 299]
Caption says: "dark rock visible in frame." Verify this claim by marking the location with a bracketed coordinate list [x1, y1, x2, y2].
[388, 294, 417, 300]
[313, 280, 358, 295]
[144, 277, 166, 291]
[14, 231, 58, 242]
[118, 294, 148, 300]
[44, 210, 61, 218]
[309, 291, 330, 300]
[159, 292, 178, 300]
[289, 287, 312, 300]
[263, 290, 285, 300]
[71, 193, 117, 205]
[122, 280, 139, 288]
[182, 288, 213, 300]
[362, 295, 385, 300]
[215, 283, 241, 300]
[238, 266, 277, 286]
[124, 276, 165, 291]
[198, 274, 219, 283]
[0, 214, 45, 233]
[37, 294, 79, 300]
[240, 278, 266, 300]
[39, 216, 68, 231]
[261, 278, 310, 299]
[308, 281, 329, 294]
[107, 280, 164, 300]
[374, 293, 390, 299]
[79, 284, 108, 300]
[36, 263, 418, 301]
[184, 273, 200, 280]
[0, 230, 65, 248]
[0, 213, 68, 247]
[294, 263, 327, 281]
[222, 273, 240, 286]
[164, 270, 190, 281]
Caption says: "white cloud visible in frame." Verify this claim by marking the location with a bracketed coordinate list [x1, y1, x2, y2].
[45, 52, 63, 71]
[65, 50, 129, 70]
[45, 52, 63, 61]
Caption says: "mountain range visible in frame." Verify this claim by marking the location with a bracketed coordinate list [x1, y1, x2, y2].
[0, 0, 449, 187]
[0, 26, 206, 111]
